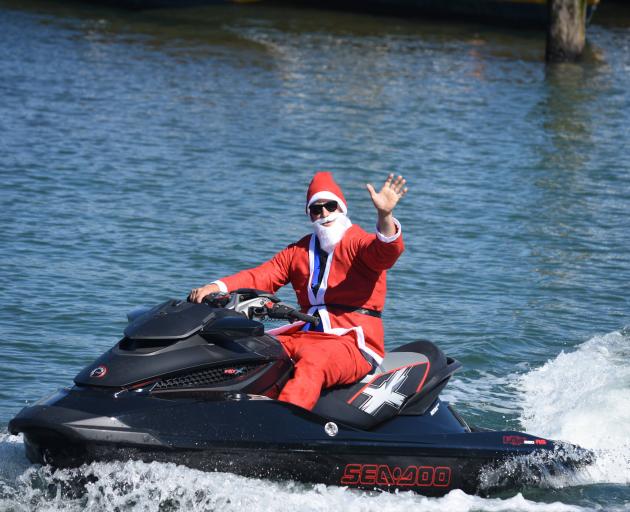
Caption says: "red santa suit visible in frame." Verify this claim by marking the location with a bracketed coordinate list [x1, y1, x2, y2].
[213, 173, 404, 410]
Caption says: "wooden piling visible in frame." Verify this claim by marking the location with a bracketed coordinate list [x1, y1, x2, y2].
[546, 0, 588, 62]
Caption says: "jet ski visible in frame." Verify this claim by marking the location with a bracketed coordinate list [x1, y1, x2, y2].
[9, 289, 592, 496]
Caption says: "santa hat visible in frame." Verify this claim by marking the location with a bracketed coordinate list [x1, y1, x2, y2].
[305, 172, 348, 214]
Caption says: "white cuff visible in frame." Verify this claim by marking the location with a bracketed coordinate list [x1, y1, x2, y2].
[376, 217, 402, 243]
[211, 280, 228, 293]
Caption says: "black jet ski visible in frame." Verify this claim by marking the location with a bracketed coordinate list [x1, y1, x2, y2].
[9, 289, 591, 496]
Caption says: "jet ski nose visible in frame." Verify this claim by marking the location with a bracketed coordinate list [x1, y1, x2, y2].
[477, 440, 594, 493]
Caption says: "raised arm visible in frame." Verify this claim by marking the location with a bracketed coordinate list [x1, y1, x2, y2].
[366, 174, 408, 237]
[358, 174, 408, 271]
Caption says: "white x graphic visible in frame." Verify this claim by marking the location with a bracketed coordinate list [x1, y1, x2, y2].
[359, 367, 409, 415]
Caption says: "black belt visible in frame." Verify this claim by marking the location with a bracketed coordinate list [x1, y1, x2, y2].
[312, 303, 382, 318]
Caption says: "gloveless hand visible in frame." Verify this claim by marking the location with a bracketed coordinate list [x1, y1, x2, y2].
[366, 174, 408, 215]
[188, 283, 220, 303]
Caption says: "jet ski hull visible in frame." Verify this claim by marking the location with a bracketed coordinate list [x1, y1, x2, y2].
[9, 294, 594, 496]
[10, 386, 590, 496]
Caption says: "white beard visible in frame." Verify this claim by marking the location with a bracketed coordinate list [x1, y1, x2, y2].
[312, 212, 352, 253]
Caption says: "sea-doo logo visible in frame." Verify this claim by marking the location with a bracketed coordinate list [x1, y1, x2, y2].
[90, 366, 108, 378]
[341, 463, 451, 488]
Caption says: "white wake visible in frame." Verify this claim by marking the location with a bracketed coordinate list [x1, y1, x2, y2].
[517, 329, 630, 486]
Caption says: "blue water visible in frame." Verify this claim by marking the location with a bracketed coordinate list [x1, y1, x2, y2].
[0, 1, 629, 510]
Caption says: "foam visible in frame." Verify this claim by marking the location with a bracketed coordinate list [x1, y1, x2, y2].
[2, 330, 628, 509]
[0, 453, 589, 512]
[442, 371, 521, 414]
[0, 433, 30, 483]
[517, 329, 630, 485]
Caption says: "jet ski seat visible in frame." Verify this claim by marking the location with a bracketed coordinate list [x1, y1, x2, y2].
[366, 352, 429, 380]
[312, 340, 460, 430]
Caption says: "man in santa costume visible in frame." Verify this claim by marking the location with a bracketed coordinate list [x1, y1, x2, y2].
[189, 172, 407, 411]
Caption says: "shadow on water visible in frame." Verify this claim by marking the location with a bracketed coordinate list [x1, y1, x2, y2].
[2, 0, 630, 72]
[0, 0, 572, 62]
[592, 1, 630, 29]
[0, 0, 275, 56]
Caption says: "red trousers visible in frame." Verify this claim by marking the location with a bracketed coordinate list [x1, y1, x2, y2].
[276, 331, 372, 411]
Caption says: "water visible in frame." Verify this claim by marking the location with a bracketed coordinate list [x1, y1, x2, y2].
[1, 0, 629, 510]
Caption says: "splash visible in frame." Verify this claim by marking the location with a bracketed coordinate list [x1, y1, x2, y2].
[2, 331, 628, 510]
[0, 444, 590, 512]
[517, 329, 630, 485]
[0, 433, 30, 483]
[478, 441, 594, 492]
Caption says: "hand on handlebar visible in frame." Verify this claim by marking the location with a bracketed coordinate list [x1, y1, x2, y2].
[187, 288, 319, 326]
[188, 283, 220, 303]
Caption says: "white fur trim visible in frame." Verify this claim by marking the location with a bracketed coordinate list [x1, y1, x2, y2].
[307, 235, 317, 305]
[316, 307, 333, 332]
[376, 217, 402, 243]
[329, 325, 384, 366]
[309, 305, 383, 366]
[306, 191, 347, 214]
[305, 233, 384, 366]
[317, 250, 333, 304]
[211, 280, 228, 293]
[307, 234, 334, 306]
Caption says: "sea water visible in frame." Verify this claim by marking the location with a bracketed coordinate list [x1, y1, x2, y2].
[0, 1, 629, 510]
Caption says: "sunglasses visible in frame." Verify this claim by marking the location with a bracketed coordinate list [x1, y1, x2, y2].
[309, 200, 338, 215]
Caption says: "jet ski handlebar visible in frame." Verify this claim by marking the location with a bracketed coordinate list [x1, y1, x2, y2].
[266, 303, 320, 326]
[202, 289, 320, 326]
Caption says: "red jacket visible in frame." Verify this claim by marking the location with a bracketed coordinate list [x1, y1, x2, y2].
[217, 222, 404, 365]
